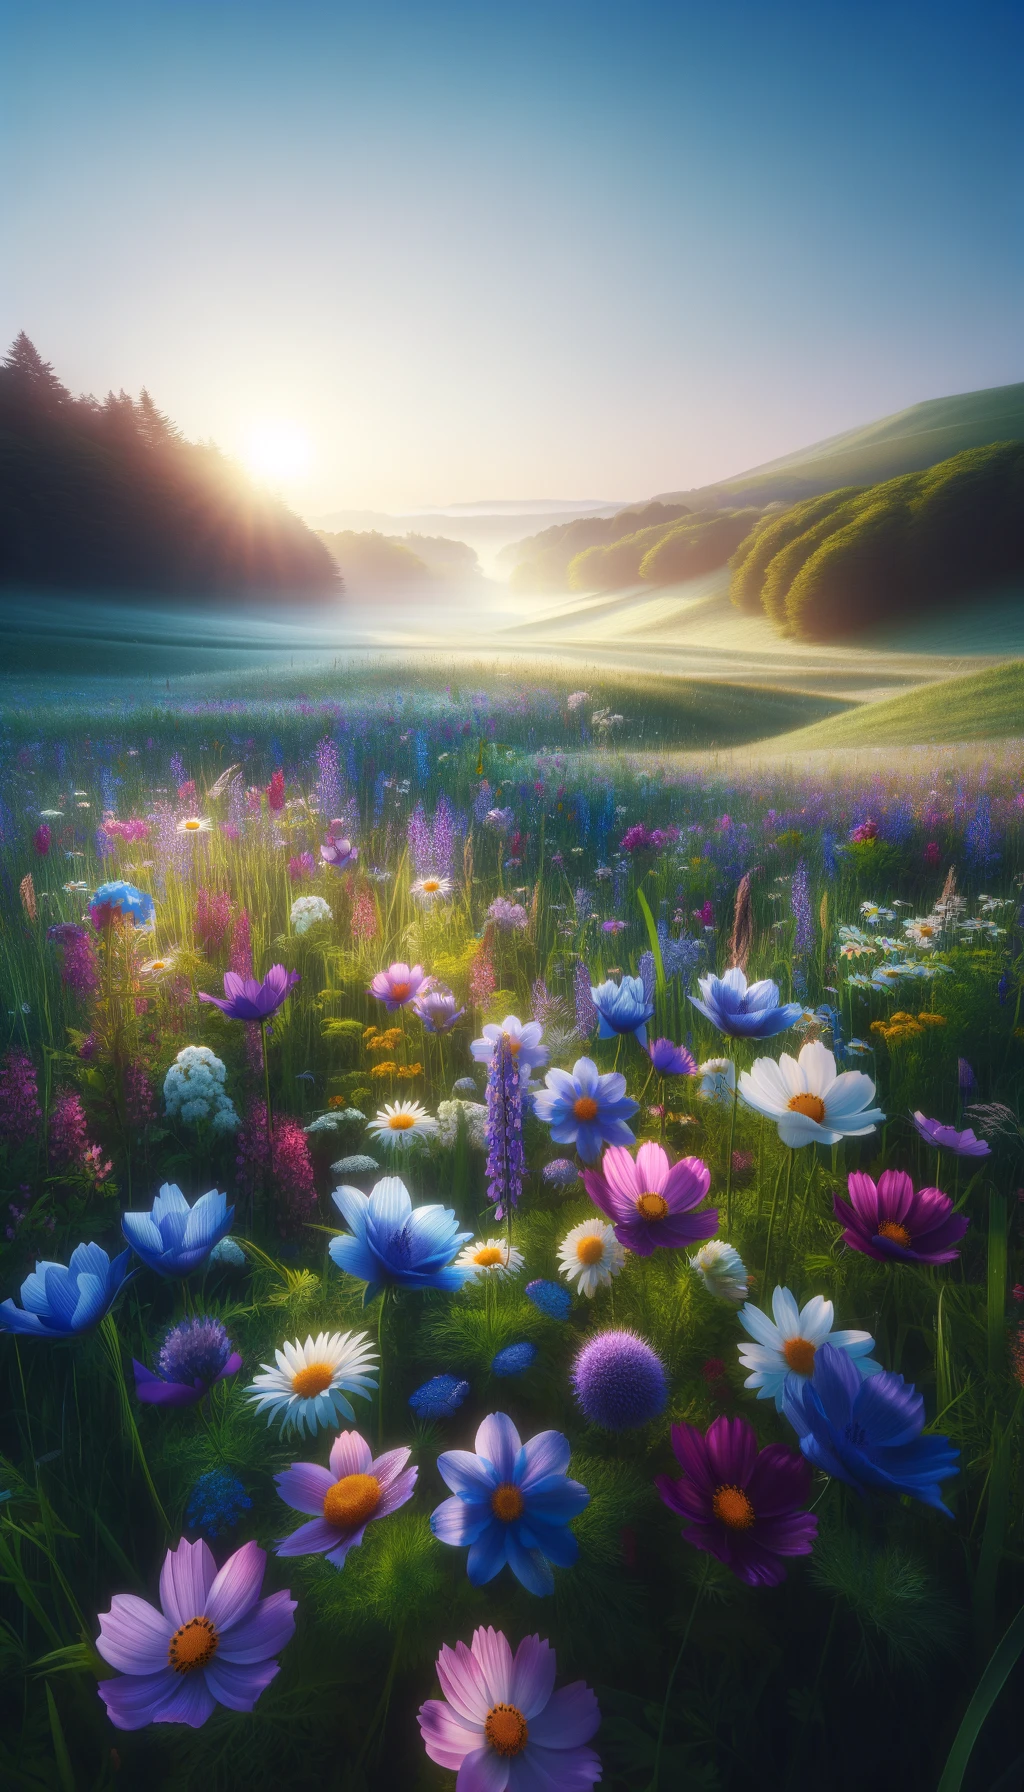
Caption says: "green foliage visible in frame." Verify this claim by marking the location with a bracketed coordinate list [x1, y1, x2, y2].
[637, 508, 760, 586]
[809, 1523, 961, 1678]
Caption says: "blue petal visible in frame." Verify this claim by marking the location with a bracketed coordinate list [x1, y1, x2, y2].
[466, 1520, 509, 1585]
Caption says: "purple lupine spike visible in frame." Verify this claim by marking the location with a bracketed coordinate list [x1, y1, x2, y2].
[485, 1032, 525, 1222]
[407, 802, 432, 875]
[431, 796, 457, 881]
[791, 859, 813, 956]
[574, 960, 599, 1037]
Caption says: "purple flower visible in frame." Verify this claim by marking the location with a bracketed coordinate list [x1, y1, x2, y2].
[690, 967, 802, 1040]
[655, 1414, 817, 1588]
[431, 1411, 589, 1596]
[571, 1329, 667, 1430]
[367, 961, 428, 1010]
[487, 897, 529, 931]
[486, 1031, 525, 1221]
[911, 1111, 991, 1157]
[96, 1536, 296, 1729]
[532, 1057, 638, 1164]
[833, 1170, 969, 1265]
[418, 1626, 601, 1790]
[320, 835, 358, 871]
[412, 987, 466, 1034]
[542, 1158, 578, 1188]
[199, 965, 300, 1022]
[133, 1317, 242, 1407]
[275, 1429, 417, 1568]
[583, 1141, 716, 1257]
[647, 1037, 698, 1076]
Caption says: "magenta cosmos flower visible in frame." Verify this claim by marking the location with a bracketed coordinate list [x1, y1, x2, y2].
[275, 1429, 417, 1568]
[368, 960, 429, 1010]
[198, 965, 300, 1022]
[582, 1141, 716, 1257]
[96, 1537, 296, 1729]
[655, 1414, 817, 1588]
[418, 1626, 601, 1791]
[833, 1169, 969, 1265]
[911, 1111, 991, 1157]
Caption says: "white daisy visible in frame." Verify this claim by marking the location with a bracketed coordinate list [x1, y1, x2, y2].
[697, 1057, 735, 1105]
[246, 1330, 378, 1436]
[738, 1039, 884, 1147]
[456, 1237, 525, 1280]
[366, 1100, 438, 1149]
[904, 915, 942, 950]
[557, 1219, 626, 1298]
[690, 1239, 748, 1302]
[140, 953, 178, 979]
[176, 815, 214, 835]
[410, 875, 453, 904]
[737, 1285, 881, 1411]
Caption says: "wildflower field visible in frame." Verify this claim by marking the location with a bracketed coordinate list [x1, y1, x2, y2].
[1, 657, 1023, 1791]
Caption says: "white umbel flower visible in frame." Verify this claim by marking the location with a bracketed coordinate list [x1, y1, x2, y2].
[367, 1100, 438, 1148]
[456, 1238, 525, 1280]
[557, 1218, 626, 1298]
[163, 1045, 238, 1132]
[690, 1239, 748, 1302]
[246, 1330, 378, 1436]
[291, 895, 333, 934]
[738, 1039, 884, 1146]
[737, 1285, 881, 1411]
[435, 1099, 488, 1150]
[410, 875, 453, 904]
[697, 1058, 735, 1105]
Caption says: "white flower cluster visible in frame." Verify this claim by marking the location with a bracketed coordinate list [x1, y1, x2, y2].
[164, 1046, 239, 1132]
[291, 895, 333, 935]
[434, 1099, 489, 1150]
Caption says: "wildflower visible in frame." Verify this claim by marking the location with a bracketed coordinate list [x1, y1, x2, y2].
[697, 1057, 736, 1104]
[492, 1342, 537, 1376]
[784, 1343, 958, 1512]
[176, 816, 214, 836]
[602, 918, 627, 934]
[89, 880, 155, 931]
[526, 1278, 573, 1319]
[471, 1014, 549, 1074]
[163, 1047, 238, 1133]
[571, 1328, 668, 1430]
[656, 1414, 817, 1587]
[321, 833, 359, 871]
[412, 986, 466, 1033]
[557, 1219, 626, 1296]
[834, 1169, 969, 1265]
[48, 1089, 90, 1171]
[457, 1238, 525, 1280]
[275, 1429, 417, 1568]
[411, 874, 453, 904]
[690, 967, 802, 1039]
[739, 1041, 884, 1146]
[487, 896, 529, 931]
[647, 1037, 698, 1076]
[542, 1158, 578, 1187]
[589, 974, 655, 1047]
[912, 1111, 991, 1156]
[368, 960, 428, 1010]
[0, 1049, 42, 1149]
[435, 1099, 489, 1149]
[246, 1331, 378, 1435]
[290, 895, 332, 934]
[199, 964, 300, 1022]
[329, 1174, 472, 1300]
[34, 823, 51, 856]
[533, 1056, 639, 1163]
[0, 1242, 131, 1337]
[690, 1239, 749, 1302]
[418, 1627, 600, 1787]
[186, 1471, 252, 1538]
[122, 1184, 234, 1277]
[484, 807, 514, 831]
[329, 1155, 379, 1178]
[485, 1031, 525, 1220]
[134, 1317, 242, 1406]
[410, 1374, 470, 1419]
[96, 1536, 295, 1729]
[366, 1099, 438, 1148]
[737, 1285, 881, 1411]
[432, 1412, 588, 1595]
[583, 1141, 715, 1258]
[288, 851, 316, 882]
[140, 952, 178, 979]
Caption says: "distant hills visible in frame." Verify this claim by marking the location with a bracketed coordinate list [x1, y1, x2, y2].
[0, 335, 338, 600]
[316, 529, 482, 588]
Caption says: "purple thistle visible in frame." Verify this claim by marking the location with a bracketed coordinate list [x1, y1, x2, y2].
[485, 1033, 525, 1222]
[574, 960, 598, 1038]
[158, 1316, 234, 1386]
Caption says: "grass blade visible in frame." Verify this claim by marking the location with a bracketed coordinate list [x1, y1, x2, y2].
[937, 1601, 1024, 1792]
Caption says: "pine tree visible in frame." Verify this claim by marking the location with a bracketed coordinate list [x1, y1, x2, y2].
[0, 332, 72, 409]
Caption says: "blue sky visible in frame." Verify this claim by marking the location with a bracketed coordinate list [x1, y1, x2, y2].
[2, 0, 1022, 512]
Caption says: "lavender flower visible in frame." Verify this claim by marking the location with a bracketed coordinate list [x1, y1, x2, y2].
[791, 859, 813, 956]
[485, 1032, 525, 1221]
[574, 960, 599, 1038]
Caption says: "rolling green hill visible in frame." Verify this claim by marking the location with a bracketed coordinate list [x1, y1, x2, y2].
[759, 659, 1024, 751]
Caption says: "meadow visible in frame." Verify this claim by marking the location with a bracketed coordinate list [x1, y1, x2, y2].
[1, 654, 1023, 1792]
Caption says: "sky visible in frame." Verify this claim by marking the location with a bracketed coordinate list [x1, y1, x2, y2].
[3, 0, 1023, 516]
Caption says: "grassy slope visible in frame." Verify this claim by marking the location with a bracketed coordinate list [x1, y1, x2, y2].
[758, 659, 1024, 750]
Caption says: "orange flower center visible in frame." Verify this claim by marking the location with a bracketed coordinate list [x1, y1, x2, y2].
[184, 819, 201, 830]
[782, 1337, 817, 1376]
[573, 1095, 599, 1121]
[877, 1220, 912, 1248]
[711, 1485, 755, 1530]
[422, 880, 441, 892]
[484, 1703, 529, 1757]
[636, 1191, 669, 1221]
[787, 1093, 826, 1124]
[391, 982, 410, 1001]
[503, 1033, 521, 1055]
[576, 1234, 606, 1266]
[167, 1615, 219, 1674]
[474, 1246, 505, 1267]
[388, 1112, 415, 1129]
[323, 1472, 381, 1528]
[291, 1361, 335, 1398]
[491, 1483, 525, 1523]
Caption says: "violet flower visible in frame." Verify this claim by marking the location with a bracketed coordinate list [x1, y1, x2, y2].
[485, 1032, 525, 1220]
[133, 1317, 242, 1407]
[911, 1111, 991, 1157]
[833, 1169, 969, 1264]
[655, 1413, 817, 1587]
[199, 965, 300, 1022]
[368, 961, 428, 1010]
[647, 1037, 698, 1076]
[583, 1141, 716, 1257]
[321, 835, 358, 871]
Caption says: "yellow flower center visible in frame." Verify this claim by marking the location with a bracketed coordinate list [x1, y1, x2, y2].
[491, 1483, 525, 1523]
[167, 1615, 219, 1674]
[573, 1095, 599, 1121]
[877, 1220, 912, 1248]
[422, 880, 441, 892]
[636, 1191, 669, 1221]
[484, 1703, 529, 1757]
[576, 1234, 606, 1266]
[323, 1472, 381, 1528]
[918, 924, 935, 937]
[388, 1112, 416, 1130]
[711, 1485, 755, 1530]
[474, 1246, 504, 1267]
[184, 819, 201, 830]
[786, 1093, 826, 1124]
[291, 1361, 335, 1398]
[782, 1337, 817, 1376]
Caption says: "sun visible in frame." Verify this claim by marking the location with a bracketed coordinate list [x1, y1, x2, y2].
[242, 422, 311, 485]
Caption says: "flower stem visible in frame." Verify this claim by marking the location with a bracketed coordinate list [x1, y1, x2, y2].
[649, 1558, 709, 1790]
[725, 1079, 739, 1231]
[376, 1286, 391, 1450]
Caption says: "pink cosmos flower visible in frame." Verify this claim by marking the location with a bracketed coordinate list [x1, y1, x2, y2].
[583, 1141, 716, 1257]
[833, 1169, 969, 1264]
[96, 1537, 295, 1729]
[274, 1429, 417, 1568]
[418, 1626, 601, 1791]
[368, 961, 428, 1010]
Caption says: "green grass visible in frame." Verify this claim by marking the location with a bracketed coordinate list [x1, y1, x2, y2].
[758, 658, 1024, 750]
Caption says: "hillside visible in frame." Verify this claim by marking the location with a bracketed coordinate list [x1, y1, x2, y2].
[499, 500, 691, 591]
[317, 529, 481, 587]
[758, 659, 1024, 751]
[0, 334, 339, 600]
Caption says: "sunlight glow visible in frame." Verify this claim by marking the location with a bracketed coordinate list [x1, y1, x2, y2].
[243, 422, 312, 485]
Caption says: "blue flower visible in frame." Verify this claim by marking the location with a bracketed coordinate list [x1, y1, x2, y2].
[409, 1374, 470, 1419]
[328, 1175, 474, 1303]
[590, 975, 655, 1045]
[783, 1342, 959, 1514]
[526, 1278, 572, 1320]
[541, 1159, 578, 1188]
[431, 1412, 589, 1596]
[186, 1470, 252, 1538]
[88, 881, 155, 931]
[121, 1184, 234, 1277]
[689, 967, 802, 1040]
[532, 1056, 638, 1164]
[0, 1242, 131, 1338]
[492, 1342, 537, 1377]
